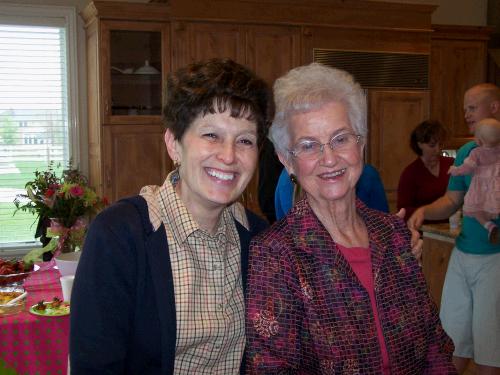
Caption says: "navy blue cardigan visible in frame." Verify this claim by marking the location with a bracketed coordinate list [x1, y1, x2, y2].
[70, 196, 267, 375]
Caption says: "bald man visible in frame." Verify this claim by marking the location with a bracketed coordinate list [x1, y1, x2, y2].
[408, 83, 500, 375]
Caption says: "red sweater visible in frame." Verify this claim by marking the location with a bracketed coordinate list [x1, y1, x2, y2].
[397, 156, 454, 221]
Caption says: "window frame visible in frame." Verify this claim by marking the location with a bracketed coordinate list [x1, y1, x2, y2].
[0, 4, 80, 255]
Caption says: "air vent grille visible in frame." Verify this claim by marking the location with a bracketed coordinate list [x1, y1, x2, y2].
[313, 49, 429, 89]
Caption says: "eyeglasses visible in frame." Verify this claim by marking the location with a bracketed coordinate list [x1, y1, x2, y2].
[288, 132, 362, 160]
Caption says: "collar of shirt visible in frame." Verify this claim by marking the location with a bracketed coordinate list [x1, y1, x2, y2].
[139, 171, 248, 246]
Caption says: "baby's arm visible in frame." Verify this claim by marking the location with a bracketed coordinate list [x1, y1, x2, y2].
[448, 153, 478, 176]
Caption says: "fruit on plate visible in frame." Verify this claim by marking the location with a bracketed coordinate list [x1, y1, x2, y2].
[0, 258, 35, 286]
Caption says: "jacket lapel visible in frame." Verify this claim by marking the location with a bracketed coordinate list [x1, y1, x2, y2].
[357, 202, 395, 287]
[147, 225, 176, 375]
[235, 220, 251, 295]
[287, 198, 395, 284]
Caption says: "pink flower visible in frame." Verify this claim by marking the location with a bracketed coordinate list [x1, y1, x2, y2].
[69, 185, 84, 197]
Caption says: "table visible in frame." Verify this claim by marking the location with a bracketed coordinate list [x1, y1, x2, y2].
[0, 263, 69, 375]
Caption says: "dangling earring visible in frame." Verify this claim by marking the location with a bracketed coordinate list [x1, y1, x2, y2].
[171, 159, 180, 185]
[290, 173, 297, 184]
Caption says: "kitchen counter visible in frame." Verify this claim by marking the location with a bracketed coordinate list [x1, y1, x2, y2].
[420, 223, 458, 308]
[421, 222, 460, 242]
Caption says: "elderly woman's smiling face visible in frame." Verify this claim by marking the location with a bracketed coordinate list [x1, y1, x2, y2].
[282, 101, 364, 207]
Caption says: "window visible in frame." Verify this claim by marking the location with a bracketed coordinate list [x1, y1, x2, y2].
[0, 4, 79, 254]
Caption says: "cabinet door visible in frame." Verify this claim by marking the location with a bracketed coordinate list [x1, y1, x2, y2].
[245, 25, 301, 85]
[100, 20, 170, 125]
[171, 21, 246, 70]
[431, 39, 487, 148]
[368, 90, 429, 212]
[102, 125, 170, 202]
[430, 27, 489, 149]
[422, 236, 453, 308]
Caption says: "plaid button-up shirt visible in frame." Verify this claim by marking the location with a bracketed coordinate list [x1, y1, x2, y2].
[140, 172, 248, 374]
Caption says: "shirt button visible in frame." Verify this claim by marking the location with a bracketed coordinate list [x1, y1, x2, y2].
[217, 303, 223, 310]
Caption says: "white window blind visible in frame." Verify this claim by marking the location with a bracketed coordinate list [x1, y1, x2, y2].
[0, 5, 78, 252]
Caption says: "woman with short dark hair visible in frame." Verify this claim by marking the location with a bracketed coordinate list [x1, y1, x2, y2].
[398, 120, 455, 222]
[70, 58, 272, 375]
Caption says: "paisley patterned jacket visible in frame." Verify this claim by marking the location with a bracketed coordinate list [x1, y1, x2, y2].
[246, 198, 456, 375]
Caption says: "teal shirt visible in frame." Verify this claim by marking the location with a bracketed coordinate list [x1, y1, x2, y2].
[448, 141, 500, 254]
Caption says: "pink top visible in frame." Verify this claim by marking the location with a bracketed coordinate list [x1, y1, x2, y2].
[337, 243, 391, 375]
[452, 145, 500, 216]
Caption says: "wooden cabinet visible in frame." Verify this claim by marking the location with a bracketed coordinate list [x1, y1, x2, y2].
[100, 20, 169, 124]
[430, 25, 492, 149]
[171, 22, 245, 69]
[368, 90, 430, 212]
[171, 21, 301, 82]
[81, 1, 490, 215]
[82, 2, 172, 201]
[245, 25, 301, 85]
[421, 227, 455, 308]
[102, 125, 169, 202]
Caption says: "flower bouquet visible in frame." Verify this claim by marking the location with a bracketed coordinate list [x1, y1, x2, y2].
[13, 161, 107, 262]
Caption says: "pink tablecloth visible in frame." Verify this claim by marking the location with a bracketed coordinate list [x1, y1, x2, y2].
[0, 262, 69, 375]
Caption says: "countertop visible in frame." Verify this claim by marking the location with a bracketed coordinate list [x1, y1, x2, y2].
[421, 222, 460, 243]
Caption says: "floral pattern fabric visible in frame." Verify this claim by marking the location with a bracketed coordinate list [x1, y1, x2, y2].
[246, 198, 456, 374]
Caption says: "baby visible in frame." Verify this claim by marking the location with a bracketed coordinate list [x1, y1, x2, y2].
[449, 118, 500, 243]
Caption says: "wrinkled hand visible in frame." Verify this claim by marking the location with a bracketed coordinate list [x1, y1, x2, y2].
[396, 208, 423, 263]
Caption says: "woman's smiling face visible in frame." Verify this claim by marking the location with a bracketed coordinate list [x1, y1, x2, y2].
[166, 108, 258, 214]
[281, 101, 364, 207]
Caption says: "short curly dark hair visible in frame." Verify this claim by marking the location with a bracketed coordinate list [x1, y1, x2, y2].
[163, 58, 273, 145]
[410, 120, 448, 156]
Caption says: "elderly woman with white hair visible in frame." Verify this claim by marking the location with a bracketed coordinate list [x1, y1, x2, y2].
[245, 63, 456, 374]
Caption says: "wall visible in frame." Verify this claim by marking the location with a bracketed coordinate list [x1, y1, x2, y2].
[2, 0, 490, 175]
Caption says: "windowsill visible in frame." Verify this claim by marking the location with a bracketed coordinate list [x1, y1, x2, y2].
[0, 242, 41, 258]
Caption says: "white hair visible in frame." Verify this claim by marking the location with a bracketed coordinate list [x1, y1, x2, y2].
[269, 63, 367, 159]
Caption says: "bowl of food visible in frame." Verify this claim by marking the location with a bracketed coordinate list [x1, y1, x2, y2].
[0, 286, 26, 316]
[0, 258, 34, 286]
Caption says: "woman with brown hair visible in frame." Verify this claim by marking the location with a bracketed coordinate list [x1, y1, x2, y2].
[397, 120, 455, 222]
[70, 58, 272, 374]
